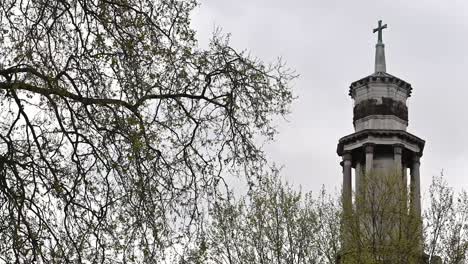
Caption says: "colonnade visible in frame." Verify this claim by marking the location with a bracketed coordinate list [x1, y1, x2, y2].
[341, 144, 421, 219]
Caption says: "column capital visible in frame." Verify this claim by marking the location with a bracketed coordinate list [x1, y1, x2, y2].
[393, 144, 404, 155]
[343, 151, 352, 162]
[364, 143, 375, 153]
[412, 153, 421, 164]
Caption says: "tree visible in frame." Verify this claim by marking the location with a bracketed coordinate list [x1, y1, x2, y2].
[0, 0, 295, 262]
[425, 174, 468, 264]
[202, 173, 467, 264]
[205, 170, 331, 264]
[341, 170, 422, 264]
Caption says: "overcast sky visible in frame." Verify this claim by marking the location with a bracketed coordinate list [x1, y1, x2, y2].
[191, 0, 468, 198]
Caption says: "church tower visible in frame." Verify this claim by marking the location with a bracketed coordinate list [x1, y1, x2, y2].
[337, 21, 429, 263]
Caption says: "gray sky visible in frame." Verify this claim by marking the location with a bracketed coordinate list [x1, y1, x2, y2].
[192, 0, 468, 197]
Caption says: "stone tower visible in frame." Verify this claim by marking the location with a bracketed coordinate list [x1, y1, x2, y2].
[336, 20, 431, 262]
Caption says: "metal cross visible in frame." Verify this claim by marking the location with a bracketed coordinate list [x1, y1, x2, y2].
[373, 20, 387, 43]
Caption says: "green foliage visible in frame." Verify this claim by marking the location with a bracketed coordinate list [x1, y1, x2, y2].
[0, 0, 296, 263]
[199, 171, 340, 264]
[200, 171, 467, 264]
[342, 170, 422, 264]
[425, 174, 468, 264]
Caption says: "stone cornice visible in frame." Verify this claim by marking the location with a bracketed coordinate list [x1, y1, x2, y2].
[349, 72, 412, 97]
[337, 129, 425, 156]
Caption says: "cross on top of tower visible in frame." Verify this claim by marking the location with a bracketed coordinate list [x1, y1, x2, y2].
[373, 20, 387, 43]
[373, 20, 387, 72]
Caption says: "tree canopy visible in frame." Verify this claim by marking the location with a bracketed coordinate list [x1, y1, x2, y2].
[0, 0, 295, 262]
[201, 173, 467, 264]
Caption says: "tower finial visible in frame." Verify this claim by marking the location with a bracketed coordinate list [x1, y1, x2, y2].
[373, 20, 387, 43]
[373, 20, 387, 72]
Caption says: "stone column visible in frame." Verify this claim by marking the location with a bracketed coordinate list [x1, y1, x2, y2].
[394, 144, 408, 238]
[402, 163, 408, 211]
[393, 144, 403, 175]
[402, 164, 408, 188]
[410, 153, 423, 252]
[342, 152, 353, 215]
[355, 161, 362, 196]
[341, 152, 353, 255]
[364, 144, 374, 174]
[410, 154, 421, 219]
